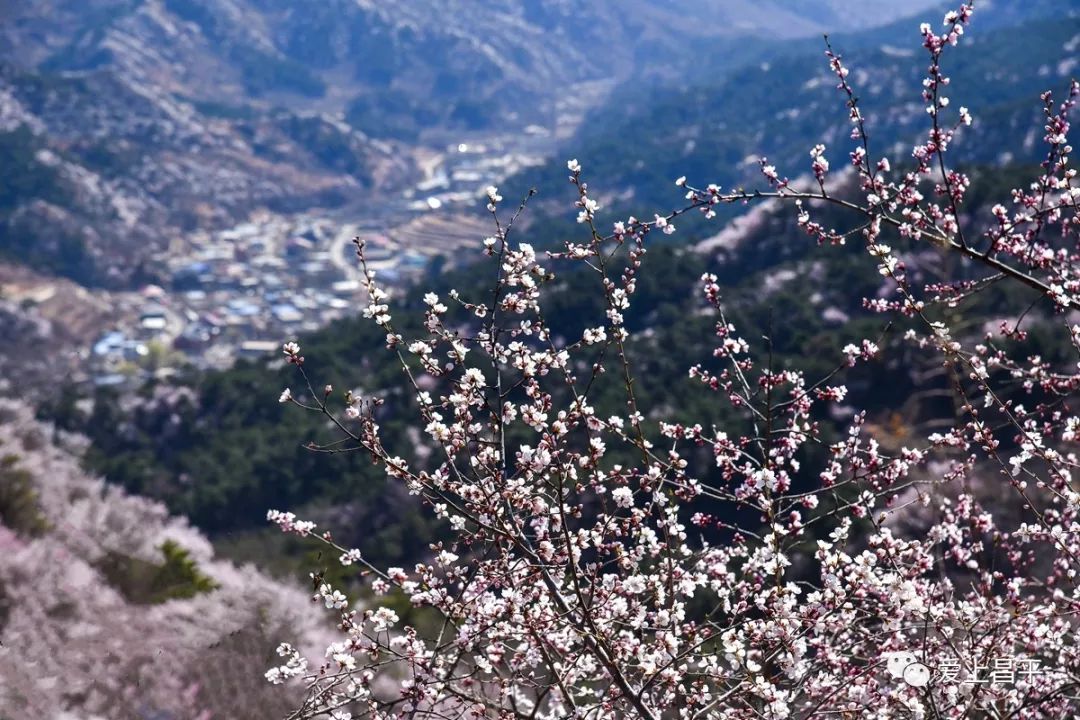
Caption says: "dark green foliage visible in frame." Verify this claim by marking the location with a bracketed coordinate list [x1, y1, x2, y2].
[0, 217, 96, 285]
[97, 539, 218, 604]
[346, 90, 440, 142]
[75, 140, 142, 178]
[273, 115, 374, 182]
[231, 47, 327, 98]
[79, 321, 443, 568]
[0, 126, 100, 283]
[0, 454, 49, 537]
[0, 126, 66, 211]
[164, 0, 325, 97]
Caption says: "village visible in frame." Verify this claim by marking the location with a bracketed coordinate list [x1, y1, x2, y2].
[84, 134, 548, 387]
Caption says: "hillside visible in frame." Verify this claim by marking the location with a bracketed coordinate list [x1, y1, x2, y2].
[0, 261, 123, 392]
[0, 60, 412, 287]
[0, 398, 329, 718]
[1, 0, 939, 122]
[0, 0, 945, 287]
[511, 6, 1080, 212]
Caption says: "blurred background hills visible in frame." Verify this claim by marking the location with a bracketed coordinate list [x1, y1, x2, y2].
[1, 0, 957, 289]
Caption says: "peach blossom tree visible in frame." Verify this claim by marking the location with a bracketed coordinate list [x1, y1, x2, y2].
[269, 5, 1080, 718]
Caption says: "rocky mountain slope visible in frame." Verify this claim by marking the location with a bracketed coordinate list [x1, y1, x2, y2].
[0, 59, 410, 287]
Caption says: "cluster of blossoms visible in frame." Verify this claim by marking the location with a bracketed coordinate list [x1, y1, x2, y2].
[268, 6, 1080, 719]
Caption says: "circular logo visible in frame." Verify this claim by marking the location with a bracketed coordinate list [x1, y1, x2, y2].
[902, 662, 931, 687]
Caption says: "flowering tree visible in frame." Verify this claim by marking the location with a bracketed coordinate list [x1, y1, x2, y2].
[268, 5, 1080, 718]
[0, 399, 326, 719]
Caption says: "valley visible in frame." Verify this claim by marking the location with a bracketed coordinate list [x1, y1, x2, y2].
[79, 122, 559, 387]
[0, 0, 941, 396]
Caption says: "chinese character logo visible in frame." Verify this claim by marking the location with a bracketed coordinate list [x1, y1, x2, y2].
[881, 650, 1045, 687]
[882, 651, 932, 687]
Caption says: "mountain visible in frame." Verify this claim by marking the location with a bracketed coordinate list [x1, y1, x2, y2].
[2, 1, 943, 118]
[6, 5, 1078, 716]
[0, 59, 411, 287]
[0, 0, 942, 288]
[511, 3, 1080, 213]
